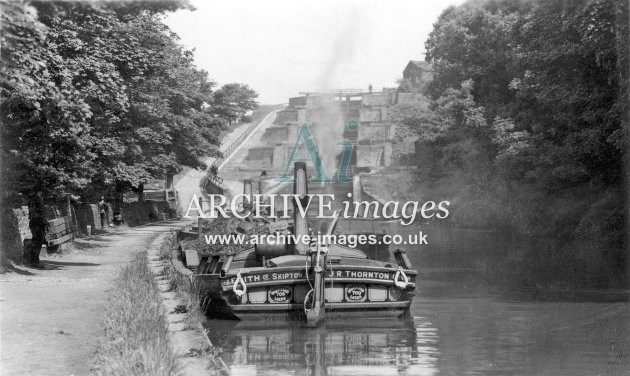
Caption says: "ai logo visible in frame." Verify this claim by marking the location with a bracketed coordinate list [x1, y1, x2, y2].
[275, 120, 359, 183]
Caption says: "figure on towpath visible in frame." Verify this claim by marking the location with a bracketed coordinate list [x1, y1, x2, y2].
[98, 197, 109, 229]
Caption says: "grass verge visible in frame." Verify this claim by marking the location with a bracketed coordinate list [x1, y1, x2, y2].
[94, 252, 180, 376]
[159, 235, 205, 330]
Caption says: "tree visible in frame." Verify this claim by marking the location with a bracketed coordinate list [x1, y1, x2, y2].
[1, 1, 130, 263]
[211, 83, 258, 125]
[87, 6, 226, 197]
[418, 0, 627, 241]
[0, 1, 247, 264]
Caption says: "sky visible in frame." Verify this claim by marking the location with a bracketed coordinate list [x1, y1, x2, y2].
[164, 0, 466, 104]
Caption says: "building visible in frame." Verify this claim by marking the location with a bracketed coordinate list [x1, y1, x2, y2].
[402, 60, 433, 92]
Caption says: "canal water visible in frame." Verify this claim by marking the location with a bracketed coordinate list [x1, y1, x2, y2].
[203, 224, 629, 376]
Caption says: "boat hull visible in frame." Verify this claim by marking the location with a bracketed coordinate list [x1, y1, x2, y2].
[228, 303, 409, 321]
[197, 265, 417, 321]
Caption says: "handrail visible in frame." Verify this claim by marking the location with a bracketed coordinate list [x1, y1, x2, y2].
[210, 118, 259, 173]
[200, 109, 278, 201]
[202, 115, 265, 195]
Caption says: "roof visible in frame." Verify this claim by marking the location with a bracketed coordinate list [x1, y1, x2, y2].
[405, 60, 432, 71]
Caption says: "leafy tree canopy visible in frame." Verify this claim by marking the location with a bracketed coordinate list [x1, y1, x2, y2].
[397, 0, 627, 241]
[1, 1, 257, 205]
[211, 83, 259, 125]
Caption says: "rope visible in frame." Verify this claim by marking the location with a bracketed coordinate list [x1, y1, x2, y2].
[304, 242, 329, 313]
[394, 266, 409, 289]
[232, 269, 247, 297]
[304, 258, 314, 313]
[304, 289, 314, 313]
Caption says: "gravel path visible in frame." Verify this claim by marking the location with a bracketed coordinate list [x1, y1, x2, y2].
[173, 110, 278, 215]
[0, 219, 190, 376]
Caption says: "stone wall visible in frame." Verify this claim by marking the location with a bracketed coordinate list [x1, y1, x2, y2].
[246, 147, 274, 169]
[261, 127, 289, 143]
[357, 145, 385, 167]
[276, 109, 297, 123]
[120, 201, 175, 227]
[75, 203, 100, 234]
[297, 109, 308, 122]
[359, 108, 380, 122]
[356, 123, 394, 168]
[361, 93, 388, 107]
[74, 203, 119, 234]
[13, 207, 32, 242]
[1, 207, 31, 262]
[272, 145, 288, 170]
[246, 146, 275, 161]
[1, 200, 177, 265]
[289, 96, 307, 107]
[358, 123, 391, 140]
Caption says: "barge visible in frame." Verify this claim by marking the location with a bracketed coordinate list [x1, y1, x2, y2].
[182, 162, 418, 326]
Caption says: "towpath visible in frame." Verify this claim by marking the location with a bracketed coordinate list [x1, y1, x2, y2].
[0, 220, 188, 376]
[0, 108, 281, 376]
[174, 110, 278, 214]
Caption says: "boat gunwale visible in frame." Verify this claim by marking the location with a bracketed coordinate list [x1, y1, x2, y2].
[212, 278, 417, 291]
[229, 301, 411, 311]
[207, 264, 419, 276]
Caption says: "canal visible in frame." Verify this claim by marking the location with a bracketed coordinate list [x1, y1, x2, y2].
[203, 223, 629, 375]
[203, 102, 627, 375]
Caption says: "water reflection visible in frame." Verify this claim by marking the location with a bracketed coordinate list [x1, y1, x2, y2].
[204, 317, 440, 376]
[203, 224, 628, 375]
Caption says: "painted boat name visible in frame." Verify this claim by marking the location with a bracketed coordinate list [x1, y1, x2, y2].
[223, 270, 393, 286]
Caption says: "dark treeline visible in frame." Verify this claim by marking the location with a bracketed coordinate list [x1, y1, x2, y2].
[399, 0, 627, 245]
[0, 1, 258, 263]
